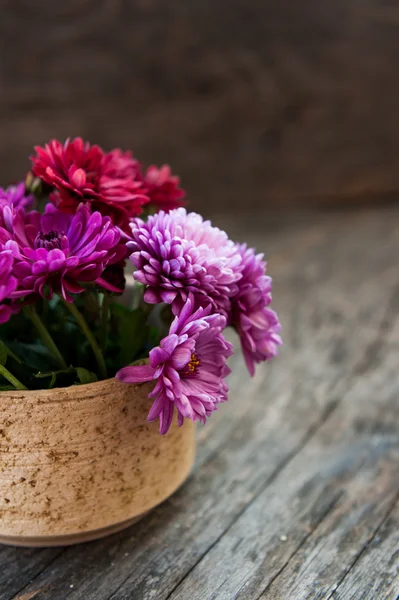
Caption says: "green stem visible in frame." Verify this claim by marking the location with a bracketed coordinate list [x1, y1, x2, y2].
[0, 364, 27, 390]
[24, 306, 67, 370]
[101, 293, 110, 348]
[4, 345, 22, 364]
[63, 300, 108, 380]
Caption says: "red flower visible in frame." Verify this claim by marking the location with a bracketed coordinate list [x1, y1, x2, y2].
[96, 149, 148, 225]
[31, 138, 103, 199]
[100, 148, 140, 181]
[143, 165, 186, 211]
[31, 138, 149, 228]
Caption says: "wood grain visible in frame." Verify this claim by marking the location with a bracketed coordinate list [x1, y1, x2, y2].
[2, 2, 399, 211]
[332, 502, 399, 600]
[0, 207, 398, 599]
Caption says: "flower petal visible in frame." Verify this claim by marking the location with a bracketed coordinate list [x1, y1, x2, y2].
[116, 364, 155, 383]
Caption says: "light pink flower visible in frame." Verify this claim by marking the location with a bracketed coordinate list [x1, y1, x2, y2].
[129, 208, 242, 318]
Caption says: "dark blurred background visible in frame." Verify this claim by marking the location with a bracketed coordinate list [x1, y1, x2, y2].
[1, 0, 399, 214]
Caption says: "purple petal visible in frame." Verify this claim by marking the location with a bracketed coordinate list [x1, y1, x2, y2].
[116, 364, 156, 383]
[150, 346, 171, 367]
[143, 287, 161, 304]
[171, 346, 191, 369]
[160, 289, 178, 303]
[160, 333, 179, 355]
[159, 401, 174, 434]
[147, 393, 167, 421]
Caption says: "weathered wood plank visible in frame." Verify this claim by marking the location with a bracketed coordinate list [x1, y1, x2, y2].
[1, 209, 398, 600]
[167, 316, 399, 600]
[257, 286, 399, 600]
[0, 548, 63, 599]
[2, 2, 399, 210]
[332, 501, 399, 600]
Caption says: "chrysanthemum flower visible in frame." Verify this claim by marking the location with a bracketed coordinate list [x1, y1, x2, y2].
[129, 208, 242, 317]
[31, 138, 149, 228]
[0, 182, 34, 212]
[95, 149, 148, 224]
[0, 251, 17, 324]
[31, 138, 103, 199]
[1, 204, 126, 302]
[143, 165, 185, 211]
[116, 297, 233, 434]
[232, 244, 282, 376]
[0, 182, 34, 233]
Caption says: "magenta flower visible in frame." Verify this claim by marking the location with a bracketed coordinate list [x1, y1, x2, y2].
[129, 208, 242, 317]
[232, 244, 282, 376]
[0, 251, 17, 324]
[0, 182, 34, 233]
[0, 182, 34, 212]
[31, 138, 149, 229]
[1, 204, 126, 302]
[116, 297, 233, 434]
[143, 165, 185, 211]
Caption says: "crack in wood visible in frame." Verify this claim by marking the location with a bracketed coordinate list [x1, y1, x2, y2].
[162, 407, 341, 600]
[325, 492, 399, 600]
[253, 492, 345, 600]
[8, 550, 65, 600]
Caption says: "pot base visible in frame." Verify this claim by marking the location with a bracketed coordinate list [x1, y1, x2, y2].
[0, 513, 148, 548]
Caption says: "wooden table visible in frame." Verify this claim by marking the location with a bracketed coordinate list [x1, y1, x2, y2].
[1, 208, 399, 599]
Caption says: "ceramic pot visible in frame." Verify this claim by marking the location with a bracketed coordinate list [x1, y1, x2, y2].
[0, 378, 195, 547]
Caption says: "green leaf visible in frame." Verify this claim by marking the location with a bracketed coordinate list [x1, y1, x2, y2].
[7, 342, 56, 372]
[108, 304, 148, 365]
[0, 342, 7, 366]
[76, 368, 98, 385]
[0, 292, 108, 389]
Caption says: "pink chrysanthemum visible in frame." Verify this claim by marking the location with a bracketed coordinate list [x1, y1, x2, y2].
[232, 244, 282, 376]
[31, 138, 149, 228]
[0, 204, 126, 302]
[129, 208, 242, 317]
[117, 297, 233, 434]
[0, 182, 34, 232]
[143, 165, 186, 211]
[0, 251, 17, 324]
[0, 182, 34, 212]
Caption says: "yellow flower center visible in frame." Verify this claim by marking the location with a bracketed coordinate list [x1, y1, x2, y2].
[186, 353, 200, 374]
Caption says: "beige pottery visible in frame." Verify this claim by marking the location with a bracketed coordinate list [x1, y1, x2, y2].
[0, 378, 195, 547]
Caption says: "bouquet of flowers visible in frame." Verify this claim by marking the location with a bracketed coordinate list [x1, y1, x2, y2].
[0, 138, 281, 433]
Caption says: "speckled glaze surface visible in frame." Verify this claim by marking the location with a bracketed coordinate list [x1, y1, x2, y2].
[0, 379, 195, 547]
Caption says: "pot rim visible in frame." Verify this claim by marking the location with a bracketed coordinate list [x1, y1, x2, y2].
[0, 376, 146, 400]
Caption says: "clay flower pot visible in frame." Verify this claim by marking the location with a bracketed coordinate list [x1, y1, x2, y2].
[0, 378, 195, 547]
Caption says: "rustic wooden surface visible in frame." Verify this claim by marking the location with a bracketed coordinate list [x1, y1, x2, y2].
[2, 1, 399, 211]
[1, 207, 399, 599]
